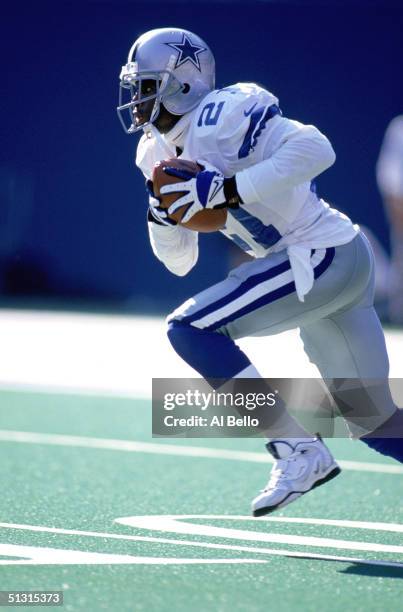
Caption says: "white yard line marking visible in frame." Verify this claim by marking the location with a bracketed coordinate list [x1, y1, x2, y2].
[116, 515, 403, 555]
[0, 543, 265, 566]
[0, 429, 402, 475]
[0, 382, 145, 401]
[0, 518, 403, 568]
[248, 516, 403, 533]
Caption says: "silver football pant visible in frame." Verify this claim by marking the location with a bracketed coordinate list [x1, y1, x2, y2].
[168, 232, 396, 437]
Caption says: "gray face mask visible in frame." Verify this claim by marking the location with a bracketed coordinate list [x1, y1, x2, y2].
[117, 70, 185, 134]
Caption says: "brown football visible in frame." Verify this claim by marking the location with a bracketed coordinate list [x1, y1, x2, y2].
[152, 158, 227, 232]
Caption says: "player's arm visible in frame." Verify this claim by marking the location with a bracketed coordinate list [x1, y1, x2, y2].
[162, 94, 335, 222]
[136, 137, 199, 276]
[235, 117, 336, 205]
[147, 182, 199, 276]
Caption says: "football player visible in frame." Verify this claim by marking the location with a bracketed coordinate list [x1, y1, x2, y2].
[118, 28, 403, 516]
[377, 115, 403, 324]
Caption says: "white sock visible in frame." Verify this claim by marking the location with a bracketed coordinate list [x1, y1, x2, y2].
[262, 409, 313, 440]
[234, 364, 262, 378]
[232, 364, 312, 440]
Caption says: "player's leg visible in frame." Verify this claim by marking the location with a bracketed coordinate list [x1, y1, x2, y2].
[167, 246, 338, 378]
[299, 305, 396, 435]
[167, 237, 371, 439]
[166, 248, 339, 440]
[300, 240, 403, 462]
[167, 243, 350, 513]
[167, 232, 398, 513]
[301, 310, 403, 462]
[168, 235, 372, 398]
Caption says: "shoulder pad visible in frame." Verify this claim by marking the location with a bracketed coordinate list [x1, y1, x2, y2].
[193, 83, 279, 136]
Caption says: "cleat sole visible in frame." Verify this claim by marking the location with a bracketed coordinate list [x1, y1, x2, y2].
[252, 465, 342, 518]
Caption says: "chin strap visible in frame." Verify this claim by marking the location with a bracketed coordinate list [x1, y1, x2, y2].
[145, 124, 176, 158]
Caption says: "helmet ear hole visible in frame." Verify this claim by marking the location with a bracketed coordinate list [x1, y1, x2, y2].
[182, 83, 190, 94]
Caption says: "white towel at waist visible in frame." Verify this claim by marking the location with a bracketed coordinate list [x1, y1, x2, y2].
[287, 244, 315, 302]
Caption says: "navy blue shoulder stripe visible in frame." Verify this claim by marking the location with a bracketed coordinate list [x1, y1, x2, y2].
[238, 104, 281, 159]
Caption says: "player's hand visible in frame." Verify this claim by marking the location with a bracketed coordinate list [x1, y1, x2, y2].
[146, 179, 177, 226]
[160, 162, 227, 224]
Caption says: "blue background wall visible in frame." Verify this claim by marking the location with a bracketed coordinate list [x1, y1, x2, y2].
[1, 0, 402, 312]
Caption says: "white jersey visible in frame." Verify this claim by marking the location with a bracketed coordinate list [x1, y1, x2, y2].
[137, 83, 359, 299]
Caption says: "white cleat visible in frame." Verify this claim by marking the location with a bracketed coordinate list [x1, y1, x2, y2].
[252, 435, 341, 517]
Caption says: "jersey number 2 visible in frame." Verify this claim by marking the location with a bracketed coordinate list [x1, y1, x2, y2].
[197, 102, 225, 127]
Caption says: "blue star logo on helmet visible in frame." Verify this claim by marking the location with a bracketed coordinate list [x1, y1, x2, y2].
[165, 34, 207, 72]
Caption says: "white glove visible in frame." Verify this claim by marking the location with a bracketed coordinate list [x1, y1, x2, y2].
[160, 162, 227, 224]
[146, 179, 177, 226]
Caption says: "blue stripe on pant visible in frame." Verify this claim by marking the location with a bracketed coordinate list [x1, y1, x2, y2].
[206, 247, 334, 331]
[168, 248, 335, 380]
[175, 257, 292, 328]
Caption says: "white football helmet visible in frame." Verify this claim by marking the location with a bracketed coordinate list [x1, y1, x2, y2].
[117, 28, 215, 134]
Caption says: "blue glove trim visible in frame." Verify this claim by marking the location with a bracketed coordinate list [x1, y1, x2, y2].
[147, 206, 177, 226]
[146, 179, 157, 198]
[163, 166, 195, 181]
[196, 171, 216, 207]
